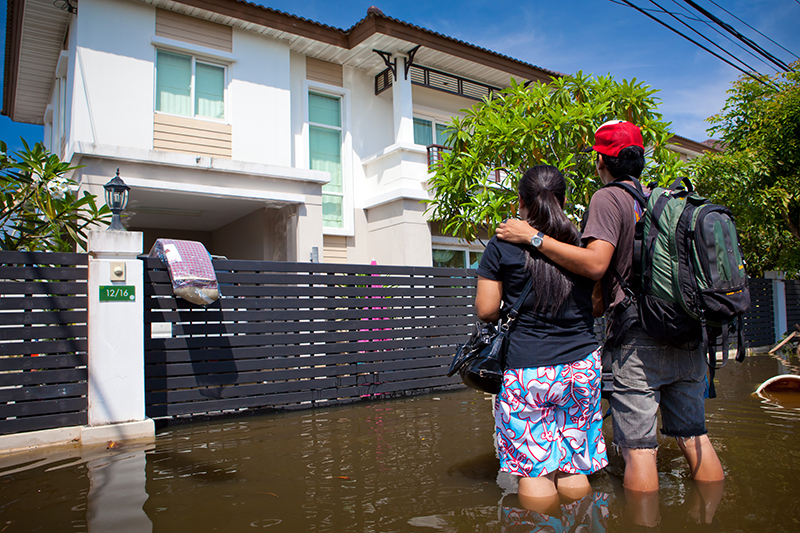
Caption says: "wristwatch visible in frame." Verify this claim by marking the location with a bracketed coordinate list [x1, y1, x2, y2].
[530, 231, 545, 249]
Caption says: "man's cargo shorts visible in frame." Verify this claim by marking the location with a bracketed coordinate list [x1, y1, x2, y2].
[608, 326, 708, 449]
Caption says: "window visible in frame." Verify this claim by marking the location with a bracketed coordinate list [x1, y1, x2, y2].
[309, 92, 343, 229]
[413, 117, 449, 146]
[156, 50, 225, 120]
[432, 249, 483, 269]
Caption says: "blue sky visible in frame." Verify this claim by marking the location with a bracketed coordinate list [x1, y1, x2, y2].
[1, 0, 798, 153]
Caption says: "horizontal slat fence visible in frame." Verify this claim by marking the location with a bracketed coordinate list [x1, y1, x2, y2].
[786, 280, 800, 333]
[743, 278, 775, 347]
[0, 251, 88, 435]
[143, 258, 473, 418]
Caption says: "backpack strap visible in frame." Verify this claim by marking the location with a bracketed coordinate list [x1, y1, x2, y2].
[604, 176, 648, 210]
[603, 176, 648, 287]
[736, 316, 746, 362]
[669, 176, 694, 192]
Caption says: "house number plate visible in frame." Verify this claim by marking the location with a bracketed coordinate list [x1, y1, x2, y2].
[99, 285, 136, 302]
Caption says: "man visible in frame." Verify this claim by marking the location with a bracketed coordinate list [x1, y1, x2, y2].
[496, 121, 724, 502]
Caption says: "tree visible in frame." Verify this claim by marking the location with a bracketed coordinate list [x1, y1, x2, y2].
[693, 61, 800, 277]
[0, 140, 111, 252]
[427, 72, 687, 242]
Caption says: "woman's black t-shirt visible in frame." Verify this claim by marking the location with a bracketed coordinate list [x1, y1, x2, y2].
[476, 236, 598, 369]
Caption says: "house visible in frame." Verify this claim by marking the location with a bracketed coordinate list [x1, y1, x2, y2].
[2, 0, 720, 266]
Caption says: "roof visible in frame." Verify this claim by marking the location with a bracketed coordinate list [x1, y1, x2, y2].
[667, 134, 724, 155]
[2, 0, 561, 124]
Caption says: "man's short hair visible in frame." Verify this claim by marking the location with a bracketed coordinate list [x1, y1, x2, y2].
[601, 146, 645, 179]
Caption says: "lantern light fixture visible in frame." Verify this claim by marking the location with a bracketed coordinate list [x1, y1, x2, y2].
[103, 168, 130, 231]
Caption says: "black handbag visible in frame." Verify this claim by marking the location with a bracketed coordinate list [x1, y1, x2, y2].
[447, 277, 533, 394]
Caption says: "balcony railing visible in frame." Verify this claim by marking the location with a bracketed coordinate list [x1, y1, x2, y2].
[427, 144, 451, 171]
[376, 64, 501, 100]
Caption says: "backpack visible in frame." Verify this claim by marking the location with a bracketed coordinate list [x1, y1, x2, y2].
[605, 176, 751, 398]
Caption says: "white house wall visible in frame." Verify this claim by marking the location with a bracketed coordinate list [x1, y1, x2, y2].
[230, 27, 291, 166]
[71, 0, 155, 153]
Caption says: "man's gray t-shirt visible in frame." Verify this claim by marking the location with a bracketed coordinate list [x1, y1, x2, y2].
[581, 185, 642, 314]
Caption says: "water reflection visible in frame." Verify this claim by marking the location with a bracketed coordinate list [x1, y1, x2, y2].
[1, 355, 800, 532]
[500, 491, 609, 533]
[87, 449, 152, 533]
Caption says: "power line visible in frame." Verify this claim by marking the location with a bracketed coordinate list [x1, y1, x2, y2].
[649, 0, 770, 76]
[607, 0, 705, 21]
[680, 0, 794, 72]
[613, 0, 777, 88]
[669, 0, 782, 74]
[707, 0, 799, 61]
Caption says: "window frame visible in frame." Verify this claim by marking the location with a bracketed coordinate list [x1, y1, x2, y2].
[431, 247, 483, 269]
[412, 113, 451, 147]
[303, 79, 353, 236]
[154, 48, 228, 123]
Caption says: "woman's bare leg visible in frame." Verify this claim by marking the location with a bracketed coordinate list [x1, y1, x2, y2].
[518, 473, 560, 514]
[554, 472, 592, 501]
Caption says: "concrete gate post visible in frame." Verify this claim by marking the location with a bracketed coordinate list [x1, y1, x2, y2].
[766, 270, 788, 343]
[84, 230, 154, 445]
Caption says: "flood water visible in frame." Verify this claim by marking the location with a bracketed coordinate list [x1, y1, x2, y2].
[2, 353, 800, 532]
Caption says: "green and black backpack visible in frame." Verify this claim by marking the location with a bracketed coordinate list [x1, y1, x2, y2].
[605, 176, 751, 397]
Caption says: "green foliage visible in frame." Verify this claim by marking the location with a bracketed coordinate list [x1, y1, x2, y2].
[693, 61, 800, 278]
[427, 72, 686, 241]
[0, 139, 111, 252]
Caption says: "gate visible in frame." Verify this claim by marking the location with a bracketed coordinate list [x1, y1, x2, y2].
[0, 251, 89, 435]
[143, 259, 473, 418]
[743, 278, 775, 347]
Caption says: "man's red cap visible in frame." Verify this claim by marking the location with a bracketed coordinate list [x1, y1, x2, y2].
[592, 120, 644, 157]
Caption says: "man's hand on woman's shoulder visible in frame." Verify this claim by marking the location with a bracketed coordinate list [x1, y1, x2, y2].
[496, 218, 536, 244]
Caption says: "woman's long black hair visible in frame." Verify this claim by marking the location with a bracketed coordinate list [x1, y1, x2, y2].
[518, 165, 581, 314]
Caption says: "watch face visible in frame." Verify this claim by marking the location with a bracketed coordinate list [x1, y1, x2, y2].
[531, 235, 543, 248]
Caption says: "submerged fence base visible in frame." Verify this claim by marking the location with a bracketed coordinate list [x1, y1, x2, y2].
[0, 419, 155, 455]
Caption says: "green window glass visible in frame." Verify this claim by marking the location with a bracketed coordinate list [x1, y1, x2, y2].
[195, 63, 225, 119]
[309, 93, 343, 228]
[435, 123, 449, 146]
[156, 51, 191, 116]
[309, 93, 341, 127]
[413, 118, 433, 146]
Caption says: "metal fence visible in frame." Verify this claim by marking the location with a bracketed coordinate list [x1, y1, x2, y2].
[1, 247, 795, 434]
[744, 278, 776, 347]
[142, 259, 473, 418]
[0, 251, 89, 435]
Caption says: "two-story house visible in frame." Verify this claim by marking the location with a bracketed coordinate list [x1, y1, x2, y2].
[2, 0, 719, 266]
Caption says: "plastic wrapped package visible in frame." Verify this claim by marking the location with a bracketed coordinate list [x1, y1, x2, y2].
[149, 239, 220, 305]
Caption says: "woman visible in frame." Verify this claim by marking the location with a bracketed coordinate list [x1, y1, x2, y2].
[475, 165, 607, 512]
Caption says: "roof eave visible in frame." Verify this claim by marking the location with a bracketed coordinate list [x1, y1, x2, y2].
[668, 134, 723, 154]
[2, 0, 24, 119]
[347, 12, 558, 84]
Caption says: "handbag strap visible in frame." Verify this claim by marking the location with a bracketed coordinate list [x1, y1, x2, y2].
[501, 276, 534, 333]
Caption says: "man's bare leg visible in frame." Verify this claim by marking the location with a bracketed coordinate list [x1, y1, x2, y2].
[676, 435, 724, 482]
[622, 447, 660, 527]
